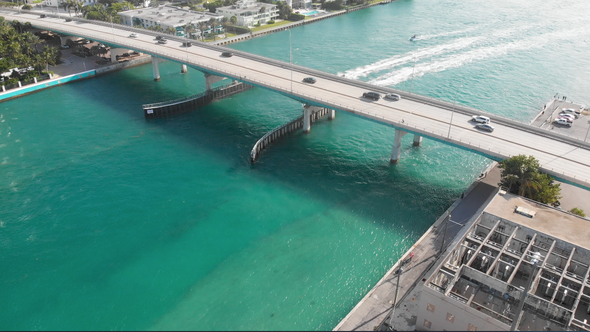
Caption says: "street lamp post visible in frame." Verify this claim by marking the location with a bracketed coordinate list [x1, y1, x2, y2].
[110, 15, 114, 41]
[585, 120, 590, 142]
[439, 213, 450, 253]
[385, 266, 403, 330]
[447, 85, 462, 138]
[289, 29, 293, 93]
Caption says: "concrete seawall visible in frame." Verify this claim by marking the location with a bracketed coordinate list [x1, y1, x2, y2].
[0, 70, 96, 103]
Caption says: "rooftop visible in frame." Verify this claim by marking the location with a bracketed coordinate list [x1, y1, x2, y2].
[425, 191, 590, 331]
[119, 5, 223, 27]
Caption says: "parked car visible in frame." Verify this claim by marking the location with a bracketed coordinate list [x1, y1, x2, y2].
[157, 39, 168, 44]
[562, 108, 580, 117]
[129, 33, 138, 38]
[384, 93, 401, 101]
[61, 45, 69, 49]
[221, 51, 233, 57]
[554, 118, 573, 127]
[558, 114, 575, 121]
[475, 124, 494, 132]
[182, 41, 192, 47]
[302, 77, 316, 84]
[362, 91, 381, 101]
[560, 110, 579, 119]
[471, 115, 490, 124]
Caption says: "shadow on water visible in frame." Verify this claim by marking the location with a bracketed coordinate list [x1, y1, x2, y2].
[62, 63, 483, 233]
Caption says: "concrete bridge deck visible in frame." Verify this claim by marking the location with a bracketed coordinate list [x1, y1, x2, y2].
[4, 9, 590, 189]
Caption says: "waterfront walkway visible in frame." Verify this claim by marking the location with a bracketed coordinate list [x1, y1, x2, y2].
[334, 164, 500, 331]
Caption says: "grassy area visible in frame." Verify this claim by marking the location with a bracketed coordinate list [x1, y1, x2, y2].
[249, 20, 292, 32]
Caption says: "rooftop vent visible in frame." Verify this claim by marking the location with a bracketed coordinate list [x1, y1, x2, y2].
[515, 206, 536, 218]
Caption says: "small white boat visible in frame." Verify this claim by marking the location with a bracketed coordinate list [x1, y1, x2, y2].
[409, 34, 421, 41]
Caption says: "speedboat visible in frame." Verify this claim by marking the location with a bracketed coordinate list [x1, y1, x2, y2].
[409, 34, 420, 41]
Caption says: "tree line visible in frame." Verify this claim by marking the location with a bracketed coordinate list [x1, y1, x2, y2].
[0, 18, 59, 86]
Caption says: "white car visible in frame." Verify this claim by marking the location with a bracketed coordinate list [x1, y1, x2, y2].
[384, 93, 401, 101]
[558, 114, 575, 121]
[129, 33, 138, 38]
[554, 118, 572, 127]
[471, 115, 490, 124]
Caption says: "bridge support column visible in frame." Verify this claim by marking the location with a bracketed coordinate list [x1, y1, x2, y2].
[413, 134, 422, 147]
[181, 64, 188, 74]
[205, 74, 226, 91]
[152, 57, 161, 81]
[390, 129, 407, 164]
[328, 109, 336, 120]
[303, 105, 312, 133]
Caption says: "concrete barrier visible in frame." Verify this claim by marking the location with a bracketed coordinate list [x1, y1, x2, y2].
[0, 70, 96, 102]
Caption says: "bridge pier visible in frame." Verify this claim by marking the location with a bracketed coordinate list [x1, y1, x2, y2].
[181, 64, 188, 74]
[390, 129, 407, 164]
[413, 134, 423, 147]
[328, 109, 336, 120]
[205, 74, 226, 91]
[151, 56, 162, 81]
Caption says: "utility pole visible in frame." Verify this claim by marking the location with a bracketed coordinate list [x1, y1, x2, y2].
[439, 213, 450, 253]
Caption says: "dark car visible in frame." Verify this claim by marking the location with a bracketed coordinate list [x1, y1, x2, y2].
[182, 41, 192, 47]
[156, 35, 166, 40]
[221, 51, 233, 57]
[39, 14, 47, 18]
[475, 124, 494, 132]
[302, 77, 316, 84]
[362, 91, 381, 101]
[157, 39, 168, 44]
[65, 18, 72, 22]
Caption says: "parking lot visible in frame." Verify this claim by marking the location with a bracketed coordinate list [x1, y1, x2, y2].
[531, 98, 589, 141]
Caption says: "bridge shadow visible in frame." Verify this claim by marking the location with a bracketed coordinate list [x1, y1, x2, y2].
[63, 63, 485, 234]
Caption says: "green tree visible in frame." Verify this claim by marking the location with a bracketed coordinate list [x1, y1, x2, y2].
[166, 27, 176, 35]
[570, 208, 586, 217]
[499, 154, 561, 206]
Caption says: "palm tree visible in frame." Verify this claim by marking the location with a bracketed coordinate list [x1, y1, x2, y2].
[166, 27, 176, 35]
[184, 23, 195, 39]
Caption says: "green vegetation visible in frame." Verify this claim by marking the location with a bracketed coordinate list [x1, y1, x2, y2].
[0, 18, 59, 86]
[22, 4, 32, 9]
[288, 13, 305, 21]
[249, 19, 290, 32]
[570, 208, 586, 217]
[321, 0, 343, 10]
[499, 155, 561, 206]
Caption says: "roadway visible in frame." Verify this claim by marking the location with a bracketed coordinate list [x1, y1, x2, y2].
[3, 9, 590, 189]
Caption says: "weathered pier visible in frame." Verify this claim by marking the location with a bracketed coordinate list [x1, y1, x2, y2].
[251, 107, 333, 162]
[142, 81, 252, 118]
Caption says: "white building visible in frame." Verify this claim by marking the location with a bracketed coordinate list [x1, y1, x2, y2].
[119, 6, 223, 37]
[215, 0, 278, 27]
[417, 191, 590, 331]
[292, 0, 311, 10]
[43, 0, 98, 8]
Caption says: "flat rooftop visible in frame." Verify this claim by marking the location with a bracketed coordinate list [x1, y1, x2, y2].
[119, 6, 222, 27]
[425, 191, 590, 331]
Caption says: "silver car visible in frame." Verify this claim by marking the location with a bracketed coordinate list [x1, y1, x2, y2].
[385, 93, 401, 101]
[475, 124, 494, 132]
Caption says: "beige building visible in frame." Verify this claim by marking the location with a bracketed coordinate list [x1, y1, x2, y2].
[417, 191, 590, 331]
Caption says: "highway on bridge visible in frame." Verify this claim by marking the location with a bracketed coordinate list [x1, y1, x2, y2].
[3, 9, 590, 189]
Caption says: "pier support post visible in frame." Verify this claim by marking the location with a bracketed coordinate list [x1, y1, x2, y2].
[413, 134, 422, 147]
[205, 74, 226, 91]
[328, 109, 336, 120]
[390, 129, 407, 164]
[1, 85, 5, 92]
[303, 105, 312, 133]
[18, 81, 21, 87]
[34, 77, 37, 83]
[181, 64, 188, 74]
[152, 57, 161, 81]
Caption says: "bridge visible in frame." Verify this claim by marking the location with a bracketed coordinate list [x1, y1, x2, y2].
[3, 8, 590, 189]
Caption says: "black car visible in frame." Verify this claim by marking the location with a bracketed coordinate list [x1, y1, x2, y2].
[65, 18, 72, 22]
[156, 36, 166, 40]
[362, 91, 381, 101]
[39, 14, 47, 18]
[182, 41, 192, 47]
[221, 51, 233, 57]
[302, 77, 316, 84]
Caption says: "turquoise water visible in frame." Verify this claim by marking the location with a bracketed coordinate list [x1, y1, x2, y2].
[1, 0, 589, 330]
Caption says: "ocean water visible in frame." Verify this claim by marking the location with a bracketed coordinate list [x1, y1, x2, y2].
[1, 0, 589, 330]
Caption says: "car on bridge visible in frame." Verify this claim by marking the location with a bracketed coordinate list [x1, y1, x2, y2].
[302, 77, 316, 84]
[65, 18, 72, 22]
[182, 41, 192, 47]
[39, 14, 46, 18]
[129, 33, 137, 38]
[362, 91, 381, 101]
[156, 36, 166, 40]
[221, 52, 233, 57]
[157, 39, 168, 44]
[471, 115, 490, 124]
[554, 118, 573, 127]
[384, 93, 401, 101]
[475, 124, 494, 132]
